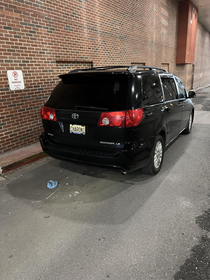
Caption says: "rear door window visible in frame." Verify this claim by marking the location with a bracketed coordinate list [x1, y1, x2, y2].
[161, 77, 178, 101]
[142, 74, 163, 105]
[45, 74, 129, 111]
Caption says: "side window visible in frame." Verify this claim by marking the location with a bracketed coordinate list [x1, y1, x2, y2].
[142, 74, 163, 105]
[175, 77, 187, 98]
[161, 77, 178, 101]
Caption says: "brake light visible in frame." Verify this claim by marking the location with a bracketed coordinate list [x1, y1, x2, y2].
[97, 111, 126, 127]
[126, 108, 144, 127]
[41, 106, 57, 121]
[97, 108, 143, 127]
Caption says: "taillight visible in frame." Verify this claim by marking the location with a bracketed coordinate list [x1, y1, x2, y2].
[97, 108, 143, 127]
[41, 106, 57, 121]
[97, 111, 126, 127]
[126, 108, 144, 127]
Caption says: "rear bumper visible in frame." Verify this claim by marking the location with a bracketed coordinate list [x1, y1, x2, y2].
[39, 133, 151, 172]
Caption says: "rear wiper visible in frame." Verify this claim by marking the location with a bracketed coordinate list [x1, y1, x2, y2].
[74, 106, 108, 111]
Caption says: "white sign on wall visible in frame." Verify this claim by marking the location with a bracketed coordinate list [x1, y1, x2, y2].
[7, 70, 25, 91]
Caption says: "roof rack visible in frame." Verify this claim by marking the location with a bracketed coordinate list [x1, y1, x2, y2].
[70, 66, 127, 73]
[128, 66, 168, 73]
[69, 65, 168, 73]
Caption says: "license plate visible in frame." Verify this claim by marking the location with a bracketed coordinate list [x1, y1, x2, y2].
[70, 124, 86, 135]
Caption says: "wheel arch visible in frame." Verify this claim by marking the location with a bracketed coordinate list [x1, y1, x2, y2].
[158, 129, 166, 147]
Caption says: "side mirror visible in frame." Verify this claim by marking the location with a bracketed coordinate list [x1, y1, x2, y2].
[188, 90, 196, 98]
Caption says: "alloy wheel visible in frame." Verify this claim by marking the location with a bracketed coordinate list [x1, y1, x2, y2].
[154, 140, 163, 169]
[188, 113, 192, 132]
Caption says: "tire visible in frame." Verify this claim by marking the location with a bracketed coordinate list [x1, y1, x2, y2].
[183, 112, 193, 134]
[141, 135, 164, 175]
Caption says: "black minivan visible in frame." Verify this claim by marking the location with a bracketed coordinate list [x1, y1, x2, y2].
[40, 66, 195, 175]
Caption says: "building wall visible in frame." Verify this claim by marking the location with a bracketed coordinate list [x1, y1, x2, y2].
[0, 0, 209, 153]
[193, 22, 210, 89]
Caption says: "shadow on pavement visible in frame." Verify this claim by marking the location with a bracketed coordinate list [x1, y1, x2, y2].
[6, 125, 194, 225]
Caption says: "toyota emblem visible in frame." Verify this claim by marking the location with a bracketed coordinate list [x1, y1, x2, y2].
[71, 113, 79, 119]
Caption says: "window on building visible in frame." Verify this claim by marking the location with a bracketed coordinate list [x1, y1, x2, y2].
[161, 63, 169, 72]
[131, 62, 145, 66]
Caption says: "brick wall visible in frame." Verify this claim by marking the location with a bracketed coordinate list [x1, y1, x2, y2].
[0, 0, 209, 153]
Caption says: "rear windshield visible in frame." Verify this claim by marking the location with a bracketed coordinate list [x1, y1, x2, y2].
[45, 74, 129, 111]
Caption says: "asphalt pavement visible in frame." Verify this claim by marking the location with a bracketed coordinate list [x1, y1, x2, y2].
[1, 88, 210, 280]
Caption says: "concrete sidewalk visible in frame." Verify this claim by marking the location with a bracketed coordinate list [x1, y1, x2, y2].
[0, 142, 46, 174]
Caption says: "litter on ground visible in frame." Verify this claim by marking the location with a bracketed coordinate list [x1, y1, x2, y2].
[47, 180, 59, 189]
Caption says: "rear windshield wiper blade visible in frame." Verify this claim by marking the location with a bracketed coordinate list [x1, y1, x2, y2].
[74, 106, 108, 111]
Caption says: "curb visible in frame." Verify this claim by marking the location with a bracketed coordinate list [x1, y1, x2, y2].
[0, 152, 47, 174]
[193, 84, 210, 92]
